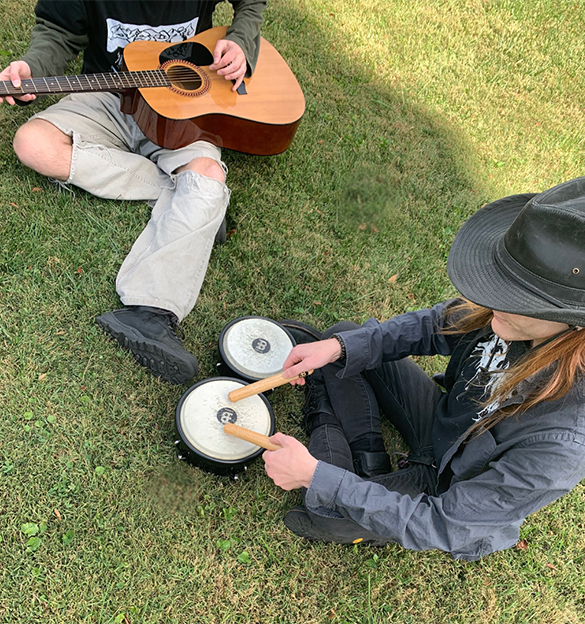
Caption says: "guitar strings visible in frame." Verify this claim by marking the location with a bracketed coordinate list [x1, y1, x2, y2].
[2, 67, 210, 94]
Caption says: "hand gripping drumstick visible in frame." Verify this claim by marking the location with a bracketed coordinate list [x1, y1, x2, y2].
[223, 423, 281, 451]
[227, 370, 313, 402]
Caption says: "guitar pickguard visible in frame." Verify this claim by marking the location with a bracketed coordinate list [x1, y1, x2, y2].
[159, 41, 214, 67]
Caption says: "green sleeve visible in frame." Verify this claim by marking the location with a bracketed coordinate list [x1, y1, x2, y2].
[21, 17, 88, 78]
[226, 0, 267, 76]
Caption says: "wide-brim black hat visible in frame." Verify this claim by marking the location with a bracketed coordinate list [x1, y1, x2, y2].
[447, 177, 585, 327]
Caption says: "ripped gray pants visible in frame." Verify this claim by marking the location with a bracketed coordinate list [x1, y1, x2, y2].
[31, 92, 231, 321]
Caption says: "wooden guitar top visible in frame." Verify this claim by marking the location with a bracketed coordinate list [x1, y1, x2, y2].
[123, 26, 305, 125]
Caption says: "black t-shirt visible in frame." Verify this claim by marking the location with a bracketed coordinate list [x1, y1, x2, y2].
[432, 333, 529, 463]
[35, 0, 222, 73]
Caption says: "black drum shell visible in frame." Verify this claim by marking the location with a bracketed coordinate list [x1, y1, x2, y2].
[174, 376, 276, 475]
[217, 316, 297, 383]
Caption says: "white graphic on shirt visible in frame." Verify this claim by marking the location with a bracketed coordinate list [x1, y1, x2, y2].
[106, 16, 200, 53]
[465, 334, 510, 421]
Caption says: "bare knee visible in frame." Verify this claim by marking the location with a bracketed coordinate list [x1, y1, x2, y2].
[13, 119, 72, 179]
[177, 157, 225, 183]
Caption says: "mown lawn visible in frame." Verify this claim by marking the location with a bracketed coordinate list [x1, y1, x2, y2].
[1, 1, 584, 622]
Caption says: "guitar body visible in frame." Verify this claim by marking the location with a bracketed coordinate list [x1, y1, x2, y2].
[120, 27, 305, 155]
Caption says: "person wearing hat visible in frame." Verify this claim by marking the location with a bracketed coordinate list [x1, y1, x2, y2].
[263, 177, 585, 561]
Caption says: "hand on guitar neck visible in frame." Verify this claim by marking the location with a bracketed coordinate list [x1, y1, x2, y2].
[0, 61, 35, 105]
[0, 38, 245, 103]
[0, 27, 306, 155]
[209, 39, 246, 92]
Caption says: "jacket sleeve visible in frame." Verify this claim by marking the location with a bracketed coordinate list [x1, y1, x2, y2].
[335, 300, 461, 378]
[227, 0, 267, 76]
[21, 1, 88, 78]
[21, 19, 88, 78]
[305, 433, 585, 559]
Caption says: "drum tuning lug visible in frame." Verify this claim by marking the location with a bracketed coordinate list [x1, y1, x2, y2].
[177, 454, 184, 460]
[174, 440, 180, 445]
[233, 474, 239, 481]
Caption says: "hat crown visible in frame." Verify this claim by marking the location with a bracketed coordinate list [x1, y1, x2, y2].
[504, 179, 585, 291]
[447, 177, 585, 325]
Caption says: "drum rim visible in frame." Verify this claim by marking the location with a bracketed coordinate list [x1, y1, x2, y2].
[218, 316, 297, 382]
[175, 376, 276, 466]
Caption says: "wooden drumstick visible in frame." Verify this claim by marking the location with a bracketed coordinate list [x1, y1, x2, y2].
[227, 370, 313, 402]
[224, 423, 281, 451]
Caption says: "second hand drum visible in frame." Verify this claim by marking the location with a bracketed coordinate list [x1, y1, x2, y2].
[218, 316, 296, 382]
[175, 377, 275, 476]
[174, 371, 312, 476]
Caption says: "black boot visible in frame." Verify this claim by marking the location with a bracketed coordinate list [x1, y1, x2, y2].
[96, 306, 198, 385]
[301, 369, 338, 433]
[352, 451, 392, 478]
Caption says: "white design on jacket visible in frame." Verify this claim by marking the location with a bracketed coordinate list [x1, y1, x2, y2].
[106, 16, 200, 53]
[465, 334, 510, 420]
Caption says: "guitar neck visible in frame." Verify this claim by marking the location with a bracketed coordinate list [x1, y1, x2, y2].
[0, 70, 171, 97]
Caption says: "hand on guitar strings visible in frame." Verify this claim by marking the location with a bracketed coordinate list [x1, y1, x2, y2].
[263, 433, 318, 491]
[209, 39, 247, 91]
[0, 61, 35, 105]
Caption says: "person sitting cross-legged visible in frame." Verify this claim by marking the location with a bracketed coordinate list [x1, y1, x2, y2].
[263, 176, 585, 561]
[0, 0, 266, 384]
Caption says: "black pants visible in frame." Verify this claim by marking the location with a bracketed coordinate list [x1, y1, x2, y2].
[301, 322, 444, 542]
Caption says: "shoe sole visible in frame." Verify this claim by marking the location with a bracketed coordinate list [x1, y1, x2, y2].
[96, 313, 198, 385]
[284, 507, 387, 546]
[284, 508, 323, 542]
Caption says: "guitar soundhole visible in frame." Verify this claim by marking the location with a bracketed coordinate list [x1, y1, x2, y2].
[167, 65, 202, 90]
[160, 60, 210, 97]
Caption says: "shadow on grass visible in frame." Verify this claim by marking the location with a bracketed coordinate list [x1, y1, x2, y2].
[2, 4, 585, 624]
[211, 1, 492, 331]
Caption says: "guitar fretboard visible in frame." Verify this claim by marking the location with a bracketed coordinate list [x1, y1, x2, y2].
[0, 70, 172, 96]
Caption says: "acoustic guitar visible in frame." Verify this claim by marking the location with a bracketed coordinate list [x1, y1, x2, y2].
[0, 27, 305, 156]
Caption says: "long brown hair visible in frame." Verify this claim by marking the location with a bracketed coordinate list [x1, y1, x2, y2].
[442, 300, 585, 433]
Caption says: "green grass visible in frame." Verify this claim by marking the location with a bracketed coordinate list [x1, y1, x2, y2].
[1, 0, 585, 622]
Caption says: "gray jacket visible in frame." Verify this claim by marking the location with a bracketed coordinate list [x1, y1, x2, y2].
[305, 302, 585, 560]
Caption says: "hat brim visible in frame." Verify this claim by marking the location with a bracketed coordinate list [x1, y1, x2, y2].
[447, 193, 585, 326]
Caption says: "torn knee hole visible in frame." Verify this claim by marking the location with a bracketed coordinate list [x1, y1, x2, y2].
[180, 157, 225, 182]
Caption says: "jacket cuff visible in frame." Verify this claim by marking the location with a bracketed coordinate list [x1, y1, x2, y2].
[334, 319, 380, 378]
[305, 461, 347, 517]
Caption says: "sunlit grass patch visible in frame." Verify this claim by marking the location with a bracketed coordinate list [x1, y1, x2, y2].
[1, 0, 584, 622]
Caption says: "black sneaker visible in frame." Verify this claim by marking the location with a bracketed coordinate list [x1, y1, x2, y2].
[95, 306, 198, 385]
[284, 506, 323, 542]
[284, 506, 386, 545]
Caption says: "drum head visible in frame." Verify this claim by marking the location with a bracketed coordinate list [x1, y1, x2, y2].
[176, 377, 274, 469]
[219, 316, 296, 381]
